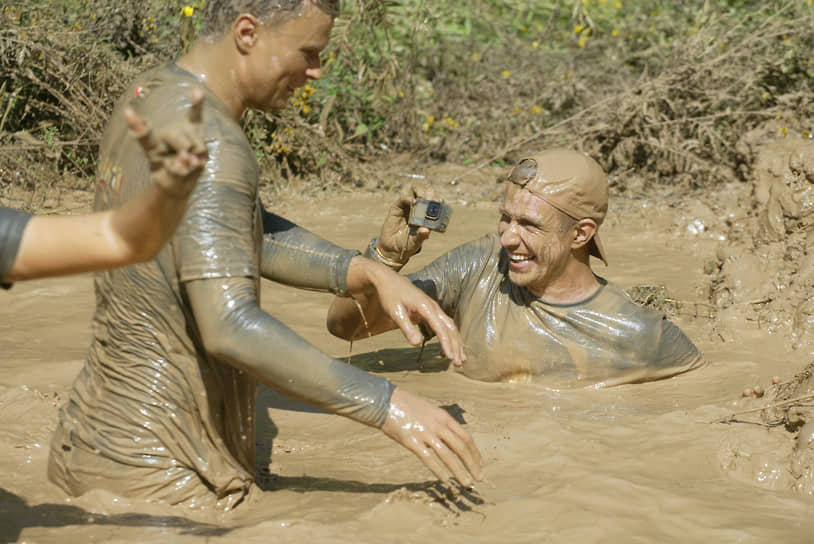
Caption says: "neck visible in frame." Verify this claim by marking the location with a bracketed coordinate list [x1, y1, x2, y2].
[532, 252, 600, 304]
[177, 38, 246, 120]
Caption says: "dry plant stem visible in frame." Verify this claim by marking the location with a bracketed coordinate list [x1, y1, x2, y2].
[709, 393, 814, 424]
[446, 94, 619, 185]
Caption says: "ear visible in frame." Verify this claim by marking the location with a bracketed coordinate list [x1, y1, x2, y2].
[571, 218, 597, 250]
[233, 14, 261, 54]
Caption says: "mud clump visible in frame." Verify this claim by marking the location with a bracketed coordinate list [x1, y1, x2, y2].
[719, 363, 814, 496]
[703, 134, 814, 346]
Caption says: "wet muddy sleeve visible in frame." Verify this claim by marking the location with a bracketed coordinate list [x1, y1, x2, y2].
[260, 209, 359, 296]
[185, 276, 394, 427]
[408, 235, 495, 316]
[174, 115, 261, 281]
[654, 318, 704, 370]
[0, 207, 32, 288]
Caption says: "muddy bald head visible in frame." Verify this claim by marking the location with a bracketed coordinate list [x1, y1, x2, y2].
[200, 0, 340, 38]
[507, 149, 609, 265]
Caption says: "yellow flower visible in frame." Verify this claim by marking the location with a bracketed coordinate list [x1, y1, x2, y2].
[531, 41, 539, 50]
[578, 37, 587, 47]
[531, 105, 543, 114]
[614, 0, 622, 7]
[471, 52, 480, 60]
[611, 28, 619, 36]
[398, 91, 405, 98]
[761, 91, 771, 100]
[574, 24, 584, 34]
[302, 105, 311, 114]
[182, 5, 194, 17]
[502, 70, 511, 78]
[780, 126, 788, 136]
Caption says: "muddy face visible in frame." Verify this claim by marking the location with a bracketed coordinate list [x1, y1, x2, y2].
[242, 3, 333, 112]
[498, 184, 573, 297]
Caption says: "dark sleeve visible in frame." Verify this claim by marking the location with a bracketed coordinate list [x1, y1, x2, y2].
[186, 277, 394, 427]
[260, 208, 360, 296]
[407, 234, 498, 317]
[0, 207, 33, 288]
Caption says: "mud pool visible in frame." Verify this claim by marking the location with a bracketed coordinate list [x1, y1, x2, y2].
[1, 192, 813, 543]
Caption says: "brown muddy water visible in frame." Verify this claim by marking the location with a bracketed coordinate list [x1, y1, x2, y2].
[1, 193, 813, 543]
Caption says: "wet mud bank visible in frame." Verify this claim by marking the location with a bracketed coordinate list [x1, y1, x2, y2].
[2, 136, 814, 542]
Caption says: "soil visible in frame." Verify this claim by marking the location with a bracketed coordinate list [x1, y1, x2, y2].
[1, 130, 814, 542]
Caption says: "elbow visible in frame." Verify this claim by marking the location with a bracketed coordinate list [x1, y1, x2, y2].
[326, 302, 354, 340]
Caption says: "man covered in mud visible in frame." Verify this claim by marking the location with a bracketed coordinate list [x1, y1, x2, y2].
[328, 149, 704, 387]
[48, 0, 481, 510]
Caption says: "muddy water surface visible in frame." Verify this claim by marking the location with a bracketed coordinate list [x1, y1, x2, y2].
[1, 194, 812, 543]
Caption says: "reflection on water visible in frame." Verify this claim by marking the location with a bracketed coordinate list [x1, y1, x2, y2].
[2, 196, 814, 542]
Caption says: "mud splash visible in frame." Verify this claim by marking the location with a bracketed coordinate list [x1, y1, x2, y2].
[2, 150, 814, 541]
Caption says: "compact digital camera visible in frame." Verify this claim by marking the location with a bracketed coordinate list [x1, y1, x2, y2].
[408, 199, 452, 232]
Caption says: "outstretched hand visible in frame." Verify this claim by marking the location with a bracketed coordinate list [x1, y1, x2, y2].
[381, 387, 483, 488]
[376, 184, 442, 265]
[124, 88, 208, 198]
[370, 266, 466, 366]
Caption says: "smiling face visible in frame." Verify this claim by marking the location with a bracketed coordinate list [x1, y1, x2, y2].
[498, 183, 577, 297]
[243, 2, 333, 112]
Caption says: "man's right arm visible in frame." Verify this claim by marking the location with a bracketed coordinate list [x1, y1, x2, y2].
[185, 276, 482, 486]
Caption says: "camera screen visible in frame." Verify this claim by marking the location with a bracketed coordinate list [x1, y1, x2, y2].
[425, 201, 442, 219]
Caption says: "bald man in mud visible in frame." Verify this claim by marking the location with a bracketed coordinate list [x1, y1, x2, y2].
[328, 149, 704, 387]
[48, 0, 482, 510]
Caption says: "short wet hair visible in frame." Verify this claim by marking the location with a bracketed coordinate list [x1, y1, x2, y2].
[200, 0, 340, 38]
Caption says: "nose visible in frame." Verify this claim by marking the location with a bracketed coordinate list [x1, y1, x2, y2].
[500, 221, 520, 249]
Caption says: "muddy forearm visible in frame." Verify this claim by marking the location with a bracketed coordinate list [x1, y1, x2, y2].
[185, 276, 394, 427]
[260, 209, 358, 295]
[111, 184, 191, 262]
[327, 257, 424, 340]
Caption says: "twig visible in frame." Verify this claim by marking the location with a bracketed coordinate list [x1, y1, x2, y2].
[709, 393, 814, 424]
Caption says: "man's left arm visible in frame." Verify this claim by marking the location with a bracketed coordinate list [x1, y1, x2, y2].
[260, 208, 359, 295]
[260, 207, 465, 365]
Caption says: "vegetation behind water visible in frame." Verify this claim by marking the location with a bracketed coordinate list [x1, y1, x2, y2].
[1, 0, 812, 200]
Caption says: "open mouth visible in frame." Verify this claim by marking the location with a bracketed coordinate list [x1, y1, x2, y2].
[509, 253, 534, 268]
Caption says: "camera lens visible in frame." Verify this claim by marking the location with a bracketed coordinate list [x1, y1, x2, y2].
[426, 201, 441, 219]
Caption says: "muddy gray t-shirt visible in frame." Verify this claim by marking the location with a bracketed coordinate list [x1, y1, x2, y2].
[48, 64, 390, 510]
[0, 207, 32, 289]
[409, 233, 704, 387]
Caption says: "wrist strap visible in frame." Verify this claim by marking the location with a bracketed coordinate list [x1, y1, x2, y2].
[364, 237, 405, 271]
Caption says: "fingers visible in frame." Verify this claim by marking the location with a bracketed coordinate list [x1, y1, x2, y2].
[444, 419, 484, 480]
[157, 126, 195, 157]
[187, 88, 204, 124]
[428, 432, 473, 487]
[413, 301, 465, 365]
[125, 108, 164, 156]
[387, 303, 425, 346]
[382, 389, 483, 488]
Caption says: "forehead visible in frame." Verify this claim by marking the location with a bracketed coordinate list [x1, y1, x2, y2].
[501, 184, 559, 224]
[270, 2, 334, 45]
